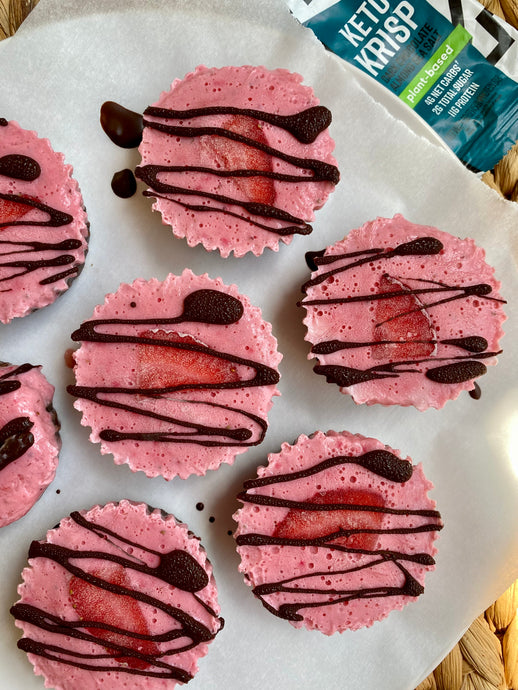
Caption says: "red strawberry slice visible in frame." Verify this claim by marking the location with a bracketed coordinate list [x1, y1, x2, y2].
[69, 563, 158, 669]
[273, 488, 385, 552]
[204, 114, 275, 205]
[0, 196, 32, 230]
[138, 330, 241, 389]
[372, 274, 436, 360]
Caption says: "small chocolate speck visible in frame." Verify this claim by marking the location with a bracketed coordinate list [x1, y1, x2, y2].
[469, 382, 482, 400]
[196, 502, 204, 511]
[209, 516, 215, 523]
[130, 301, 137, 308]
[227, 530, 233, 536]
[56, 489, 61, 494]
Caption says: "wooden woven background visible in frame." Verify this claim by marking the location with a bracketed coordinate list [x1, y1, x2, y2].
[0, 1, 517, 689]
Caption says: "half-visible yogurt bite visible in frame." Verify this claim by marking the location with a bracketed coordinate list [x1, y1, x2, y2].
[0, 362, 60, 527]
[234, 430, 442, 634]
[11, 500, 223, 689]
[300, 215, 506, 409]
[67, 270, 282, 479]
[101, 65, 339, 257]
[0, 120, 89, 323]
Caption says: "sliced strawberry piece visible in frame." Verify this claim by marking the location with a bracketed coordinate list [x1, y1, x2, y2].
[273, 488, 385, 552]
[0, 196, 32, 229]
[372, 273, 435, 360]
[69, 563, 158, 669]
[204, 114, 275, 205]
[137, 330, 241, 389]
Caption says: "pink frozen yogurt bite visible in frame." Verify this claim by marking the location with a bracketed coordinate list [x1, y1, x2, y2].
[234, 430, 443, 634]
[0, 119, 89, 323]
[0, 362, 60, 528]
[11, 500, 223, 689]
[300, 215, 506, 409]
[67, 269, 281, 479]
[136, 65, 339, 257]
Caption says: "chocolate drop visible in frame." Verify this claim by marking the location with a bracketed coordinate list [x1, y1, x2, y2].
[111, 168, 137, 198]
[426, 360, 487, 383]
[181, 289, 243, 325]
[100, 101, 143, 148]
[155, 550, 209, 592]
[469, 382, 482, 399]
[393, 237, 443, 256]
[0, 154, 41, 181]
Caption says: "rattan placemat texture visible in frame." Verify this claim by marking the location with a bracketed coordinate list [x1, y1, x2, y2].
[1, 1, 517, 689]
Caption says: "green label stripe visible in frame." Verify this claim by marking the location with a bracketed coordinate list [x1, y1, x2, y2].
[399, 25, 472, 109]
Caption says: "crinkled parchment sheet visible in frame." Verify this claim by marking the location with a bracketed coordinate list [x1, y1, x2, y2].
[0, 1, 517, 689]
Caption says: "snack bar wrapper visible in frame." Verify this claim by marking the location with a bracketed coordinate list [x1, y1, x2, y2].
[286, 0, 518, 171]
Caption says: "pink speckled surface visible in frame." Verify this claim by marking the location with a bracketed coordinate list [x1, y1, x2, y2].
[0, 121, 89, 323]
[13, 500, 222, 690]
[0, 363, 60, 527]
[71, 269, 282, 479]
[234, 430, 441, 634]
[301, 215, 506, 409]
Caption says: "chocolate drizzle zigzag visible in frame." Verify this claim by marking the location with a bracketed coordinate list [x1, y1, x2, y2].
[134, 103, 339, 237]
[67, 289, 279, 447]
[236, 450, 443, 622]
[0, 159, 83, 286]
[300, 238, 506, 387]
[0, 364, 36, 472]
[10, 510, 223, 680]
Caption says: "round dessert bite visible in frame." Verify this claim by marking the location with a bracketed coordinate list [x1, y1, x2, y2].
[0, 362, 61, 528]
[67, 269, 282, 479]
[234, 430, 443, 634]
[136, 64, 339, 257]
[300, 215, 506, 409]
[11, 500, 223, 689]
[0, 119, 89, 323]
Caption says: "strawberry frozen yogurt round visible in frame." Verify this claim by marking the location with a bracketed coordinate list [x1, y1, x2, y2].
[300, 215, 506, 409]
[0, 120, 89, 323]
[136, 65, 339, 257]
[234, 430, 442, 634]
[67, 269, 282, 479]
[11, 500, 223, 689]
[0, 362, 60, 528]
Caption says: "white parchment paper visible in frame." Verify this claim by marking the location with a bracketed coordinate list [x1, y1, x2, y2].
[0, 1, 517, 689]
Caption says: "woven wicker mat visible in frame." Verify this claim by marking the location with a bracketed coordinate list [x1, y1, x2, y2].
[1, 0, 517, 688]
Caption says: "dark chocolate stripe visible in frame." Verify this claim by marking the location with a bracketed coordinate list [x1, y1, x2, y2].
[10, 510, 223, 679]
[313, 351, 499, 387]
[144, 104, 333, 144]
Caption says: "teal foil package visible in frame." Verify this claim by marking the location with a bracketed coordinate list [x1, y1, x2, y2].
[286, 0, 518, 172]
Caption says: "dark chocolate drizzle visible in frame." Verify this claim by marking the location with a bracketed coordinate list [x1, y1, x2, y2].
[236, 450, 442, 621]
[144, 104, 333, 145]
[129, 102, 338, 237]
[11, 510, 223, 680]
[300, 240, 505, 388]
[67, 288, 279, 447]
[0, 364, 37, 471]
[0, 184, 83, 287]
